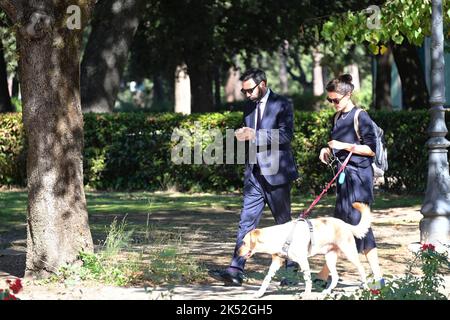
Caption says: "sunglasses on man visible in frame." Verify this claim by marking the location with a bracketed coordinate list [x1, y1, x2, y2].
[327, 95, 346, 104]
[241, 82, 261, 95]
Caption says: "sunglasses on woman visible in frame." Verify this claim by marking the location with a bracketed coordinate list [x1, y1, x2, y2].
[327, 95, 345, 104]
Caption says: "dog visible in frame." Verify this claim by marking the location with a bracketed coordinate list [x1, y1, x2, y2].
[237, 202, 372, 298]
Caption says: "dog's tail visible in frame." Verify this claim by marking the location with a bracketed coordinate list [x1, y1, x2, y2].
[348, 202, 373, 239]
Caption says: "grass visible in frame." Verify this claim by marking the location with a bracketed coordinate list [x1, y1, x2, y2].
[0, 189, 426, 287]
[38, 215, 207, 287]
[0, 189, 424, 232]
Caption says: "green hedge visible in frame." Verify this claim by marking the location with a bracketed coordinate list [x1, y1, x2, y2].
[0, 110, 440, 193]
[0, 114, 27, 185]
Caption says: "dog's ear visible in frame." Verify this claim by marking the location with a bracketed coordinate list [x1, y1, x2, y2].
[250, 229, 261, 250]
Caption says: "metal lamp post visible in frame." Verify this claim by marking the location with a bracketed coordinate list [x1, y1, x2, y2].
[420, 0, 450, 248]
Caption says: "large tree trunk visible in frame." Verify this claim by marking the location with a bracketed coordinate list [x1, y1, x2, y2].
[375, 48, 392, 110]
[187, 60, 214, 113]
[0, 40, 13, 112]
[0, 0, 95, 278]
[175, 63, 191, 114]
[81, 0, 145, 113]
[392, 41, 429, 110]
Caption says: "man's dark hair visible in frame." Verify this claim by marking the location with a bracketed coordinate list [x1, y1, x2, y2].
[240, 68, 267, 84]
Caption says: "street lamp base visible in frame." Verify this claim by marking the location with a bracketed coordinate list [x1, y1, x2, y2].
[419, 216, 450, 248]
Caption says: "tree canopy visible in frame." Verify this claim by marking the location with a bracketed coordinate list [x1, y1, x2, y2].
[321, 0, 450, 54]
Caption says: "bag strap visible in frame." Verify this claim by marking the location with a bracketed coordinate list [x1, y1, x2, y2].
[353, 108, 363, 141]
[333, 111, 340, 128]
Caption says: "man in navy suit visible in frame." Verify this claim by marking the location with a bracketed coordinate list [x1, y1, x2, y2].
[209, 68, 299, 286]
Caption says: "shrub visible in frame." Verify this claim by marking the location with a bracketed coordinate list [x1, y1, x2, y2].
[0, 113, 26, 186]
[0, 109, 443, 193]
[54, 218, 139, 286]
[334, 243, 449, 300]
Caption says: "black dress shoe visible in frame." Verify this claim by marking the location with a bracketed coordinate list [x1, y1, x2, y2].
[280, 262, 299, 286]
[313, 278, 330, 290]
[208, 269, 243, 286]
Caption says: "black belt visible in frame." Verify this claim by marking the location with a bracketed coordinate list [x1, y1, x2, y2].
[255, 143, 291, 153]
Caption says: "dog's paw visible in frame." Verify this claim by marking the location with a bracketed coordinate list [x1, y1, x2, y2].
[253, 291, 265, 299]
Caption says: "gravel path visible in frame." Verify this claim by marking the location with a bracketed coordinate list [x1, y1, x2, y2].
[2, 204, 450, 300]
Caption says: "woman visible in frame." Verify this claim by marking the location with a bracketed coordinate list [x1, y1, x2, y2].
[316, 74, 384, 289]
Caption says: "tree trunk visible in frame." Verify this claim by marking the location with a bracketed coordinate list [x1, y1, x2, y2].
[214, 66, 221, 108]
[312, 49, 324, 96]
[392, 41, 429, 110]
[10, 74, 19, 98]
[0, 0, 95, 278]
[346, 63, 360, 91]
[81, 0, 145, 113]
[0, 40, 13, 112]
[285, 43, 312, 92]
[152, 74, 164, 107]
[279, 42, 289, 95]
[175, 63, 191, 114]
[187, 60, 214, 113]
[225, 65, 242, 103]
[375, 48, 392, 110]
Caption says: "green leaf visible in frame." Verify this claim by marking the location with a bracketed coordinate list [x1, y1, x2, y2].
[405, 17, 413, 27]
[368, 43, 380, 55]
[393, 34, 404, 44]
[414, 28, 422, 39]
[321, 21, 334, 40]
[373, 32, 381, 43]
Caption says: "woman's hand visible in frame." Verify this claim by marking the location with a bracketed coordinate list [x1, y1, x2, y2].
[327, 140, 350, 150]
[319, 147, 331, 164]
[328, 140, 368, 154]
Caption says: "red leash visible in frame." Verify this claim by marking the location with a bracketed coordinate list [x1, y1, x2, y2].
[300, 149, 354, 219]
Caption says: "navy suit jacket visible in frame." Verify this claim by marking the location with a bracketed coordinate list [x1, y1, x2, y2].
[243, 91, 299, 186]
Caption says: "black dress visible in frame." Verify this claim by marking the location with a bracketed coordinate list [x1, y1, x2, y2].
[331, 107, 377, 253]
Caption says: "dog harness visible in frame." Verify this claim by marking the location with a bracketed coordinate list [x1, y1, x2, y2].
[279, 149, 355, 260]
[280, 218, 314, 259]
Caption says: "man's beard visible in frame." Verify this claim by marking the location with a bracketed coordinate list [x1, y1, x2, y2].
[248, 88, 265, 102]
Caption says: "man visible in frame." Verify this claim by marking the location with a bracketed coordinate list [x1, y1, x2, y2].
[209, 68, 299, 286]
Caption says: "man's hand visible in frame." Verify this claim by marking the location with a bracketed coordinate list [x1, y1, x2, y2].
[235, 127, 256, 141]
[319, 147, 331, 164]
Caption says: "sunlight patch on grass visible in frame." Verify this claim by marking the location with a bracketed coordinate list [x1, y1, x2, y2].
[0, 190, 424, 233]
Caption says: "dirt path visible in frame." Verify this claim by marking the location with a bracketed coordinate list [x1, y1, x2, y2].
[1, 203, 449, 300]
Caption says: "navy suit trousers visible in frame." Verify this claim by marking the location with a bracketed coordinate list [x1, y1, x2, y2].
[230, 166, 292, 270]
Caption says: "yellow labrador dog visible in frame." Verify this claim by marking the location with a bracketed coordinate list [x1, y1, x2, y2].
[237, 202, 371, 298]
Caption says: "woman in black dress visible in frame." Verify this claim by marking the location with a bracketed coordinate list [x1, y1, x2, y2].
[316, 74, 384, 288]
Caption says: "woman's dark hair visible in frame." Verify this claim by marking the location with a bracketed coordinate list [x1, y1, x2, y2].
[326, 74, 354, 95]
[240, 68, 267, 84]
